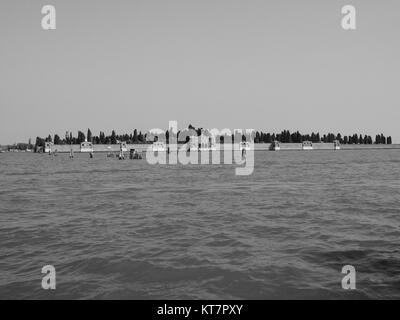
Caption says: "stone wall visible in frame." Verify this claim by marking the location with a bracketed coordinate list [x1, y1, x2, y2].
[48, 143, 400, 153]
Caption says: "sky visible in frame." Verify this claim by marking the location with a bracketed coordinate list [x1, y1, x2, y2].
[0, 0, 399, 144]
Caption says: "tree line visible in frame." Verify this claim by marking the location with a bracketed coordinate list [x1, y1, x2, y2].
[34, 127, 393, 149]
[253, 130, 392, 145]
[35, 129, 147, 148]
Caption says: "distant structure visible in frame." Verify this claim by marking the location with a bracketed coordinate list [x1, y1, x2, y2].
[26, 138, 33, 152]
[302, 141, 313, 150]
[334, 140, 341, 150]
[189, 129, 216, 151]
[119, 141, 127, 152]
[118, 143, 125, 160]
[80, 140, 93, 153]
[129, 149, 143, 159]
[239, 141, 251, 151]
[44, 142, 53, 154]
[152, 141, 166, 152]
[270, 141, 281, 151]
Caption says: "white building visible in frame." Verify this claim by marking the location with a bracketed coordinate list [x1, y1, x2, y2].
[189, 129, 216, 151]
[44, 142, 54, 153]
[80, 140, 93, 153]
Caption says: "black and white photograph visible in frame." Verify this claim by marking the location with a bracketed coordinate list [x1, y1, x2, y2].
[0, 0, 399, 309]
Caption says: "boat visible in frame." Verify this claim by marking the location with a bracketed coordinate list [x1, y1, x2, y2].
[302, 141, 313, 150]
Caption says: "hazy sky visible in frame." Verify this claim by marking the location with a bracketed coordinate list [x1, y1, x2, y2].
[0, 0, 399, 144]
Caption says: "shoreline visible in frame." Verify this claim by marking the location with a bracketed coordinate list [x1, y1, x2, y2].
[2, 143, 399, 153]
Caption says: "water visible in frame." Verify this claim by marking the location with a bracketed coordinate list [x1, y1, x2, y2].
[1, 150, 399, 299]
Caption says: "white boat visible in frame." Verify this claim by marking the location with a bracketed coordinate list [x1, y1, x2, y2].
[302, 141, 313, 150]
[80, 141, 94, 153]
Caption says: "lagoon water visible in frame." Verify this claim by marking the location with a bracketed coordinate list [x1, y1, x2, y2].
[0, 150, 400, 299]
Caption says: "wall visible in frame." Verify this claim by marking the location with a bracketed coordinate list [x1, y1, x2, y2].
[48, 143, 400, 153]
